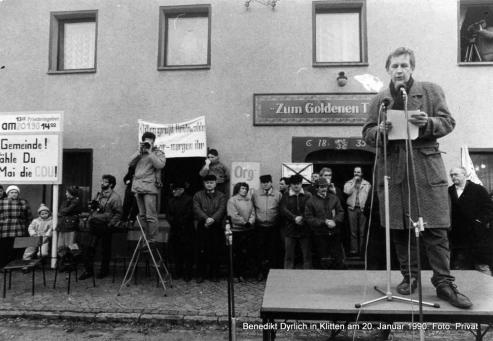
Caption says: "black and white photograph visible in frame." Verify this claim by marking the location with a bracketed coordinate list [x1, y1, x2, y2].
[0, 0, 492, 340]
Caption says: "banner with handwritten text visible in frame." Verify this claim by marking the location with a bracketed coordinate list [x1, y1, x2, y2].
[0, 112, 63, 184]
[138, 116, 207, 158]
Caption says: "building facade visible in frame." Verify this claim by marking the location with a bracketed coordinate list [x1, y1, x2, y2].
[0, 0, 492, 210]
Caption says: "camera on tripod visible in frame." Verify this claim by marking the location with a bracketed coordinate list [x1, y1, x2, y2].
[467, 19, 486, 34]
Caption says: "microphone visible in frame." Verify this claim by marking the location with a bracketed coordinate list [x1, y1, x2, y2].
[398, 85, 407, 97]
[381, 97, 392, 107]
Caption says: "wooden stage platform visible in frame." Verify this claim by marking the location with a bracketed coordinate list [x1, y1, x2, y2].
[260, 270, 493, 340]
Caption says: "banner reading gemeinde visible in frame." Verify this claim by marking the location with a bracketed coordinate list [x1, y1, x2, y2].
[0, 111, 63, 184]
[138, 116, 207, 158]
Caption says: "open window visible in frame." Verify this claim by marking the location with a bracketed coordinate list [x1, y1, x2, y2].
[458, 1, 493, 64]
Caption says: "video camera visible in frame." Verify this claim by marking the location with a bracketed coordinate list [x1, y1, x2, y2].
[467, 19, 486, 34]
[140, 142, 151, 153]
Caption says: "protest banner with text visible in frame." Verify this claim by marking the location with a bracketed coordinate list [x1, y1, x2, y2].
[138, 116, 207, 158]
[0, 112, 63, 184]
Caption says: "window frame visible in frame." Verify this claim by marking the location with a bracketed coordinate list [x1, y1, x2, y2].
[457, 0, 493, 66]
[469, 148, 493, 193]
[312, 0, 368, 67]
[157, 4, 212, 71]
[48, 10, 98, 74]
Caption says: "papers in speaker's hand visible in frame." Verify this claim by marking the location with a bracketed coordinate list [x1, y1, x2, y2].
[387, 110, 420, 140]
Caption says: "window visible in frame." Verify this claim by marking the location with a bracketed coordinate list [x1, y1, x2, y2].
[158, 5, 211, 70]
[470, 150, 493, 193]
[312, 1, 367, 66]
[458, 1, 493, 64]
[49, 11, 98, 73]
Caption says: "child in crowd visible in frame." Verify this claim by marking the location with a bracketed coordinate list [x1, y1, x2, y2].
[23, 204, 53, 260]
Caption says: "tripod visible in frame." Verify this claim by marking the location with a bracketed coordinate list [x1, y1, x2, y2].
[117, 217, 172, 296]
[355, 98, 439, 312]
[464, 36, 483, 62]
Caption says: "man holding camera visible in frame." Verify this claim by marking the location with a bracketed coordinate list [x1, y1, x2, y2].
[79, 174, 122, 280]
[467, 18, 493, 61]
[199, 149, 229, 194]
[129, 132, 166, 245]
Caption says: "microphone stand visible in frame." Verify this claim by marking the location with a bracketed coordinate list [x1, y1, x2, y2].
[225, 218, 236, 341]
[355, 98, 439, 313]
[402, 89, 435, 341]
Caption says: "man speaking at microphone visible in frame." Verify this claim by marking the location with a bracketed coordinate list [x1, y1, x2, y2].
[362, 47, 472, 309]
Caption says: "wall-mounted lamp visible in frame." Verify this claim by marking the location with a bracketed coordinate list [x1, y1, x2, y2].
[337, 71, 348, 87]
[245, 0, 279, 10]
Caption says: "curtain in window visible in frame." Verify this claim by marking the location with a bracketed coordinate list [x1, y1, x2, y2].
[166, 16, 208, 65]
[63, 22, 96, 69]
[316, 12, 360, 62]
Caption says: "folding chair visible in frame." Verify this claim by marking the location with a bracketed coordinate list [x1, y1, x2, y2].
[2, 236, 47, 298]
[53, 245, 94, 294]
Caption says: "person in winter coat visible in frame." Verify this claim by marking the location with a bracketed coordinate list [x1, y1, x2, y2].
[280, 174, 312, 269]
[23, 203, 53, 259]
[57, 186, 82, 248]
[167, 181, 195, 282]
[227, 182, 255, 282]
[362, 47, 471, 309]
[0, 186, 32, 267]
[305, 177, 345, 269]
[448, 167, 493, 275]
[193, 174, 226, 282]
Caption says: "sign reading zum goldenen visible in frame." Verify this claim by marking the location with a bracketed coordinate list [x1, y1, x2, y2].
[253, 93, 375, 126]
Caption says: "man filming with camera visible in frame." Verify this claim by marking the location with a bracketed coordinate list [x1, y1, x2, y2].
[79, 174, 123, 280]
[129, 132, 166, 246]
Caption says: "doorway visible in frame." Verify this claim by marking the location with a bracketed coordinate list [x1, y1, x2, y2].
[61, 149, 93, 211]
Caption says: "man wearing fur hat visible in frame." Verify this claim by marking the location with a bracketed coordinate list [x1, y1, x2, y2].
[23, 204, 53, 260]
[0, 186, 33, 267]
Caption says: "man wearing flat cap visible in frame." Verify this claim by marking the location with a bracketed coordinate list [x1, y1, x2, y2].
[0, 186, 33, 267]
[280, 174, 312, 269]
[167, 181, 194, 282]
[193, 174, 226, 282]
[305, 178, 346, 269]
[252, 174, 283, 280]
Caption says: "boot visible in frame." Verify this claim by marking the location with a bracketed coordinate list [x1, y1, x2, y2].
[396, 277, 417, 295]
[436, 283, 472, 309]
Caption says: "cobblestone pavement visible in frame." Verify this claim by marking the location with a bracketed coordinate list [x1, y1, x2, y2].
[0, 269, 492, 340]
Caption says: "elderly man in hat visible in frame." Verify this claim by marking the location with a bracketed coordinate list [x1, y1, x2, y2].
[0, 186, 33, 267]
[305, 177, 346, 269]
[252, 174, 283, 280]
[167, 181, 195, 282]
[280, 174, 312, 269]
[193, 174, 227, 282]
